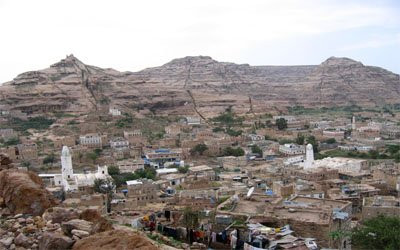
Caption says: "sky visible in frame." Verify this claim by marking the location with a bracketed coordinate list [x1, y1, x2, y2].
[0, 0, 399, 83]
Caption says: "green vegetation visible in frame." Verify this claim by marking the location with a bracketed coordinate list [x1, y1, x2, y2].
[115, 113, 133, 128]
[295, 134, 305, 145]
[2, 137, 20, 146]
[275, 118, 287, 130]
[226, 128, 243, 136]
[108, 166, 157, 187]
[223, 147, 245, 157]
[323, 138, 337, 144]
[351, 215, 400, 250]
[178, 165, 190, 173]
[93, 178, 115, 213]
[190, 143, 208, 156]
[306, 135, 319, 153]
[10, 117, 54, 131]
[251, 144, 263, 156]
[317, 145, 400, 162]
[211, 107, 244, 127]
[182, 207, 201, 230]
[278, 139, 294, 145]
[43, 154, 55, 165]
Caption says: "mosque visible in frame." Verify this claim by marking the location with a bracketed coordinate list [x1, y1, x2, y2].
[51, 146, 110, 191]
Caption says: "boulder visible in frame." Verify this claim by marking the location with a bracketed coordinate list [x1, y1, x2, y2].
[71, 229, 89, 238]
[72, 229, 159, 250]
[61, 219, 92, 237]
[43, 207, 79, 224]
[14, 233, 30, 248]
[0, 237, 14, 247]
[79, 209, 112, 233]
[38, 232, 74, 250]
[0, 170, 56, 216]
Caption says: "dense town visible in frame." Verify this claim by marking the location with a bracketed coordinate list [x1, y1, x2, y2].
[0, 103, 399, 249]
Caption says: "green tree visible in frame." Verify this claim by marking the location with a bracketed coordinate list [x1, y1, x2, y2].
[306, 135, 318, 153]
[43, 154, 55, 165]
[190, 143, 208, 156]
[108, 165, 120, 175]
[352, 215, 400, 250]
[94, 178, 115, 213]
[251, 145, 263, 157]
[324, 138, 337, 144]
[276, 118, 287, 130]
[223, 147, 245, 157]
[182, 207, 201, 230]
[295, 134, 305, 145]
[86, 151, 98, 164]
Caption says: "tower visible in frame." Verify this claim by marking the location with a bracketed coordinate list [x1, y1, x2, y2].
[61, 146, 73, 180]
[352, 116, 356, 130]
[305, 143, 314, 169]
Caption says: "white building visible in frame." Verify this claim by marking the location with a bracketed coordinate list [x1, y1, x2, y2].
[109, 137, 129, 149]
[50, 146, 110, 192]
[185, 116, 201, 125]
[304, 144, 314, 169]
[109, 107, 122, 116]
[79, 134, 102, 148]
[279, 143, 305, 155]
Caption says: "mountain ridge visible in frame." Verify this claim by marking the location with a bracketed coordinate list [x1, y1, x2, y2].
[0, 55, 399, 117]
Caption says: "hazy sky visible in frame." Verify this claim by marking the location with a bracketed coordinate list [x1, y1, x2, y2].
[0, 0, 399, 83]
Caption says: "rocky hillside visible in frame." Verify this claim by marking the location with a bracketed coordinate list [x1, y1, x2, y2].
[0, 55, 399, 117]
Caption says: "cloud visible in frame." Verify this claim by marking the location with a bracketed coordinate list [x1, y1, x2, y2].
[339, 34, 400, 51]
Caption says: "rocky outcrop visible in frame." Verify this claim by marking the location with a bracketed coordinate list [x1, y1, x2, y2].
[72, 229, 160, 250]
[0, 154, 13, 172]
[0, 55, 399, 116]
[0, 207, 116, 250]
[79, 209, 113, 233]
[0, 170, 56, 216]
[38, 232, 75, 250]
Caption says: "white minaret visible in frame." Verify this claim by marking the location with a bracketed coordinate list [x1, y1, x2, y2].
[305, 143, 314, 169]
[352, 116, 356, 130]
[61, 146, 73, 180]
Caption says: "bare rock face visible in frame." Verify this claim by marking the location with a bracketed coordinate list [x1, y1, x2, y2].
[61, 219, 93, 237]
[38, 232, 74, 250]
[0, 55, 399, 116]
[72, 229, 160, 250]
[0, 170, 57, 216]
[0, 154, 13, 172]
[79, 209, 113, 234]
[42, 207, 80, 224]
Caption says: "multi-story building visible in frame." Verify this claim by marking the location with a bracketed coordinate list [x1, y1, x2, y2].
[79, 134, 102, 148]
[279, 143, 305, 155]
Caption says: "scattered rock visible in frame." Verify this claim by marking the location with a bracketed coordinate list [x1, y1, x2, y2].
[42, 207, 79, 224]
[61, 219, 92, 237]
[71, 229, 89, 239]
[14, 233, 30, 248]
[0, 237, 14, 247]
[79, 209, 112, 233]
[38, 232, 74, 250]
[72, 229, 159, 250]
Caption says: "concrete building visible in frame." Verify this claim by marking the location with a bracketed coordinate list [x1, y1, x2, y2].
[279, 143, 305, 155]
[42, 146, 110, 192]
[362, 196, 400, 220]
[79, 134, 102, 148]
[109, 107, 122, 116]
[117, 159, 145, 173]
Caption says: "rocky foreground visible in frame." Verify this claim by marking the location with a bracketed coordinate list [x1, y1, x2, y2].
[0, 55, 399, 116]
[0, 207, 160, 250]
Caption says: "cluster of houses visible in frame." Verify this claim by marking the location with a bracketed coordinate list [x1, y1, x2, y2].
[0, 106, 399, 249]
